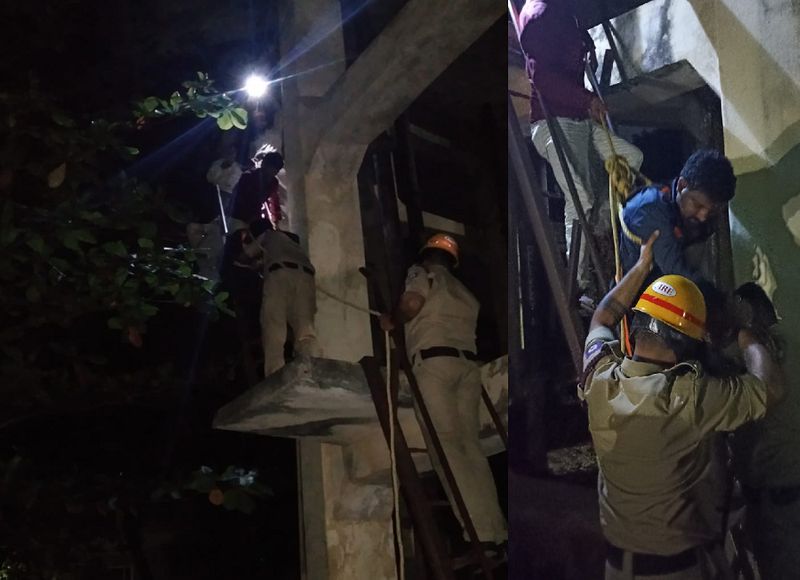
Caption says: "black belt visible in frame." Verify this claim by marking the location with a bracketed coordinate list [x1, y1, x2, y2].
[418, 346, 477, 361]
[605, 541, 714, 576]
[267, 262, 314, 276]
[742, 483, 800, 506]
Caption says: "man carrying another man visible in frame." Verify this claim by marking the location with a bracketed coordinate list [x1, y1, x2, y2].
[581, 230, 784, 579]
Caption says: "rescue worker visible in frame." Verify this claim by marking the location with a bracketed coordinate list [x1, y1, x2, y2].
[619, 148, 736, 299]
[581, 230, 784, 580]
[380, 234, 508, 557]
[241, 201, 319, 379]
[519, 0, 643, 299]
[727, 283, 800, 580]
[220, 145, 286, 335]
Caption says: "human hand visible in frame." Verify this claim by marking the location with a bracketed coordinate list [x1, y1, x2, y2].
[588, 96, 608, 124]
[637, 230, 659, 271]
[379, 313, 395, 332]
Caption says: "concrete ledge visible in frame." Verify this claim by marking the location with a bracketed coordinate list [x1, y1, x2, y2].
[213, 356, 508, 469]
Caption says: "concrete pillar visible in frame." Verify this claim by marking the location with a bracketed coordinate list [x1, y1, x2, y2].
[277, 0, 504, 576]
[278, 2, 391, 578]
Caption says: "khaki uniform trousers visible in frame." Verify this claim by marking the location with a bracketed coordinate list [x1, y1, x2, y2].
[532, 118, 643, 294]
[604, 544, 732, 580]
[413, 355, 508, 544]
[261, 268, 320, 376]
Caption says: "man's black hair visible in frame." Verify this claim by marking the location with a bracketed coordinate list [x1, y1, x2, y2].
[631, 311, 703, 361]
[680, 149, 737, 203]
[260, 151, 284, 172]
[734, 282, 778, 328]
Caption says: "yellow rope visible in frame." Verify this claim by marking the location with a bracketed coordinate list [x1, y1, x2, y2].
[600, 116, 653, 355]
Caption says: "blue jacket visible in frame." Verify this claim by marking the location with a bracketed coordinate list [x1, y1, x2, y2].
[620, 180, 715, 298]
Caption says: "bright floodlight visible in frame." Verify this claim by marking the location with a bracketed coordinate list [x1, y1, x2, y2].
[244, 75, 268, 98]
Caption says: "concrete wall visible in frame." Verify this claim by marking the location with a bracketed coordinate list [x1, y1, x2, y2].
[274, 0, 504, 577]
[593, 0, 800, 472]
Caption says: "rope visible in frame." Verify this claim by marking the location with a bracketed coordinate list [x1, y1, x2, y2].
[600, 116, 653, 355]
[316, 285, 381, 317]
[316, 283, 404, 579]
[386, 329, 405, 580]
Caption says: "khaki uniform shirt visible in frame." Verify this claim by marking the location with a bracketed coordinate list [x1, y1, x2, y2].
[403, 264, 479, 359]
[580, 326, 768, 555]
[258, 230, 313, 273]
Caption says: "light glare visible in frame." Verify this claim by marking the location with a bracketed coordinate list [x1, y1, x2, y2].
[244, 75, 268, 98]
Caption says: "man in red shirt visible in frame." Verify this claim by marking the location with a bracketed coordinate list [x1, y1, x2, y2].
[232, 144, 286, 232]
[519, 0, 643, 298]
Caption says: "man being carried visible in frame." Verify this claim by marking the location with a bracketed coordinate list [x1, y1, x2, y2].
[581, 230, 784, 579]
[619, 148, 736, 301]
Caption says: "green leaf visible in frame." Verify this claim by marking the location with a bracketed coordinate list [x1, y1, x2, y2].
[142, 96, 160, 112]
[60, 231, 82, 252]
[114, 268, 129, 286]
[102, 240, 128, 258]
[141, 304, 159, 317]
[107, 317, 123, 330]
[79, 210, 105, 224]
[52, 112, 76, 128]
[47, 163, 67, 188]
[186, 472, 216, 493]
[26, 233, 46, 254]
[25, 286, 41, 303]
[216, 110, 234, 131]
[138, 221, 157, 238]
[169, 91, 182, 108]
[124, 146, 140, 156]
[49, 257, 71, 272]
[223, 488, 256, 514]
[72, 229, 97, 244]
[0, 227, 20, 246]
[137, 237, 154, 249]
[230, 108, 248, 129]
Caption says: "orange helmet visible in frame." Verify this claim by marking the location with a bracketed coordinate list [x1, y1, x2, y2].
[633, 275, 707, 341]
[422, 233, 459, 266]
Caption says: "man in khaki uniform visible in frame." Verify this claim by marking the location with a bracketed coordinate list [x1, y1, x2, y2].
[581, 231, 784, 580]
[243, 224, 320, 377]
[381, 234, 508, 556]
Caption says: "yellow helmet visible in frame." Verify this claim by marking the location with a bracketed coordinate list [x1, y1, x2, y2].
[422, 233, 459, 266]
[633, 275, 706, 341]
